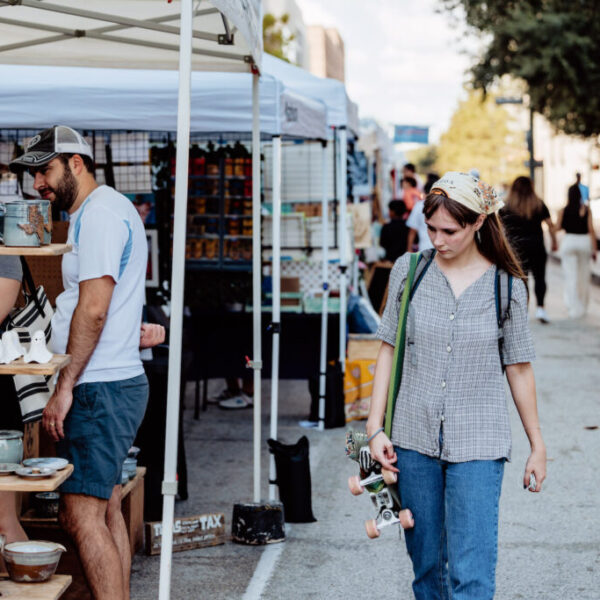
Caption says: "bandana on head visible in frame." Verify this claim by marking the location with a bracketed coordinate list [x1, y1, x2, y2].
[430, 171, 504, 215]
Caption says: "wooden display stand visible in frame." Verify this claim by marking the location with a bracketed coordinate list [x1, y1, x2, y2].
[21, 468, 147, 600]
[0, 574, 72, 599]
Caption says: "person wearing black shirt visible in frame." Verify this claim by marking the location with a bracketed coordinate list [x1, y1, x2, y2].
[500, 176, 557, 323]
[380, 200, 409, 262]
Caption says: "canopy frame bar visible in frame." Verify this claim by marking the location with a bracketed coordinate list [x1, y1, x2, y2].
[0, 16, 250, 62]
[0, 0, 222, 42]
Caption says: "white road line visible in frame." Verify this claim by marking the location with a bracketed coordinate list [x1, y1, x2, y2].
[242, 526, 290, 600]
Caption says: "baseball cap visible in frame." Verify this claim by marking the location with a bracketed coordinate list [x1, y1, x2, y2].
[9, 125, 93, 172]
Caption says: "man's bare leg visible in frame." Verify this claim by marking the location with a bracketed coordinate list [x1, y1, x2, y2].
[60, 493, 124, 600]
[106, 485, 131, 600]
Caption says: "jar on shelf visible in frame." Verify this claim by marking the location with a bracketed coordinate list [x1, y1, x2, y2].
[0, 430, 23, 464]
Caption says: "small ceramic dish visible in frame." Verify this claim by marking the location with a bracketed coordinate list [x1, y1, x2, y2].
[23, 457, 68, 471]
[33, 492, 60, 519]
[0, 463, 21, 475]
[15, 466, 56, 479]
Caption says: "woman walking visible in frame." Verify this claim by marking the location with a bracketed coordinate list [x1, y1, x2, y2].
[500, 176, 557, 323]
[367, 172, 546, 600]
[558, 184, 597, 318]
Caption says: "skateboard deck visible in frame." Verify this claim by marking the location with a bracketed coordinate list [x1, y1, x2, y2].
[345, 430, 414, 538]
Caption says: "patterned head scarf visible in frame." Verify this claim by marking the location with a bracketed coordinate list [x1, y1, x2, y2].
[430, 171, 503, 215]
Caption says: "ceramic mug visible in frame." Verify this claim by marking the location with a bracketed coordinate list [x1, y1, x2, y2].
[0, 430, 24, 464]
[0, 200, 42, 247]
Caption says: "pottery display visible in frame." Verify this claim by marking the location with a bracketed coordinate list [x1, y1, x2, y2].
[0, 199, 43, 247]
[33, 492, 60, 519]
[1, 330, 26, 363]
[0, 536, 66, 583]
[23, 457, 68, 471]
[128, 445, 140, 459]
[23, 329, 53, 364]
[0, 463, 21, 476]
[15, 466, 55, 479]
[0, 430, 23, 464]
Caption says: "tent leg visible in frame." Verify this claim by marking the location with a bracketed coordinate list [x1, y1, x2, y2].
[269, 135, 281, 500]
[251, 71, 262, 504]
[158, 1, 192, 599]
[338, 127, 348, 374]
[318, 140, 329, 431]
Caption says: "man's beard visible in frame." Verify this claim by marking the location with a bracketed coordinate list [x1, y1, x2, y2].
[50, 164, 79, 211]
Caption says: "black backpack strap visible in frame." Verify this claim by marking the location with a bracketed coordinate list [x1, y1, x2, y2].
[19, 256, 46, 319]
[409, 249, 436, 300]
[495, 268, 513, 372]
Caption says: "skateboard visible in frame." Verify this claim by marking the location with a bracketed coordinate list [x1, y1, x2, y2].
[345, 430, 414, 538]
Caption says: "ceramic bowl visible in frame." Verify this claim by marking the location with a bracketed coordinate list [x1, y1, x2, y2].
[123, 457, 137, 479]
[128, 446, 140, 459]
[2, 540, 66, 583]
[33, 492, 60, 519]
[121, 470, 129, 485]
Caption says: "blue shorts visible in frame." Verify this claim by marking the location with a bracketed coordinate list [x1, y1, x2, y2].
[57, 373, 149, 500]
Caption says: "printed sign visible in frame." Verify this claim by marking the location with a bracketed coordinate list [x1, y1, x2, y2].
[393, 125, 429, 144]
[145, 512, 226, 555]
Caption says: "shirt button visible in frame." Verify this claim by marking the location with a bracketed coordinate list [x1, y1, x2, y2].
[441, 415, 445, 422]
[449, 313, 455, 321]
[441, 381, 446, 389]
[446, 345, 452, 353]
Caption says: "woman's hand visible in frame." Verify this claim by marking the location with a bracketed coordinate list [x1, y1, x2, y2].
[523, 446, 546, 492]
[369, 431, 398, 473]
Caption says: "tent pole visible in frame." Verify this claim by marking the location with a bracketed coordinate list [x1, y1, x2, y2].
[268, 134, 281, 500]
[338, 126, 348, 374]
[318, 140, 329, 431]
[352, 192, 359, 292]
[158, 0, 192, 598]
[251, 71, 262, 504]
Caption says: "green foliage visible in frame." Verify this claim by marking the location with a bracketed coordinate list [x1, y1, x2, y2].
[435, 89, 528, 185]
[440, 1, 600, 136]
[263, 12, 296, 63]
[406, 146, 439, 174]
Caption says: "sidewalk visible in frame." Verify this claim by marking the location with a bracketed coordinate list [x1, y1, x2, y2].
[130, 260, 600, 599]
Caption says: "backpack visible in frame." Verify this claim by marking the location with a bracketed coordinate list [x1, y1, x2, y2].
[401, 249, 513, 371]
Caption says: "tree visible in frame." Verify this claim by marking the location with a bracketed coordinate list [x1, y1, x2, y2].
[440, 1, 600, 137]
[434, 89, 528, 186]
[406, 145, 439, 175]
[263, 13, 296, 63]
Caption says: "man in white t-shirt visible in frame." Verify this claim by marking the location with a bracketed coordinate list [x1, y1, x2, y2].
[10, 126, 164, 600]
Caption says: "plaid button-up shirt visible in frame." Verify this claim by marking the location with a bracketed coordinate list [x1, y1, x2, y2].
[376, 254, 535, 462]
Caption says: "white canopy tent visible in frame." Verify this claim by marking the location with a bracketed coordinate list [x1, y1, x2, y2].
[0, 1, 262, 598]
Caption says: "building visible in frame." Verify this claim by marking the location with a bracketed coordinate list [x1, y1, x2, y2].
[306, 26, 345, 83]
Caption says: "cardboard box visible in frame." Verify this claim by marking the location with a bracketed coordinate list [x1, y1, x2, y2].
[347, 334, 381, 362]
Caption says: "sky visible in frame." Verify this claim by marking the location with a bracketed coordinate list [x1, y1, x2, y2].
[295, 0, 481, 143]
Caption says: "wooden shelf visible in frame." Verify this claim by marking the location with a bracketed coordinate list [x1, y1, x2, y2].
[0, 243, 72, 256]
[0, 464, 73, 492]
[0, 574, 72, 599]
[0, 355, 70, 376]
[121, 466, 146, 498]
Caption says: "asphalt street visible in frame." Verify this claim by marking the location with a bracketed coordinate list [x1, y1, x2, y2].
[130, 261, 600, 599]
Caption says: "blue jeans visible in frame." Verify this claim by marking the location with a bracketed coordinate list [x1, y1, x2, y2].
[395, 446, 505, 600]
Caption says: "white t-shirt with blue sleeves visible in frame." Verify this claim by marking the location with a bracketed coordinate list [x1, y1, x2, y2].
[51, 185, 147, 384]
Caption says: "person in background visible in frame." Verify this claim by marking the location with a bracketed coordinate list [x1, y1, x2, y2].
[379, 200, 409, 262]
[406, 172, 438, 253]
[500, 176, 557, 324]
[575, 172, 589, 206]
[0, 256, 28, 552]
[10, 126, 164, 600]
[401, 176, 421, 212]
[402, 162, 423, 191]
[557, 184, 597, 318]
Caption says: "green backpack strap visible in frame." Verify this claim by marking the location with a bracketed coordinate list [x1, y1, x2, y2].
[384, 252, 421, 438]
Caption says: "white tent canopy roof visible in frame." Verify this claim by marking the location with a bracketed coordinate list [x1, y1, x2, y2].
[0, 0, 262, 72]
[263, 53, 360, 137]
[0, 64, 326, 139]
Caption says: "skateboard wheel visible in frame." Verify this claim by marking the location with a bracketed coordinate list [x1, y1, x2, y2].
[381, 469, 397, 485]
[348, 475, 364, 496]
[399, 509, 415, 529]
[365, 519, 380, 538]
